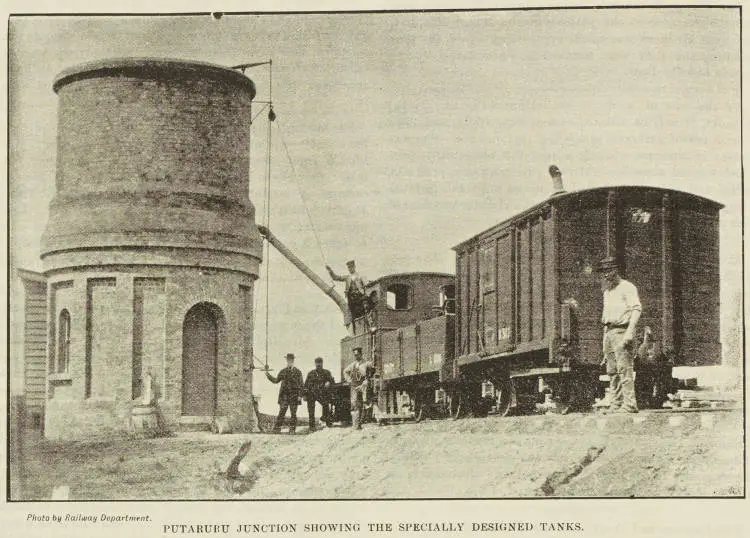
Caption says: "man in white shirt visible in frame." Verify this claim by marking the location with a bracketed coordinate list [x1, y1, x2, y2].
[599, 256, 642, 413]
[343, 347, 374, 430]
[327, 260, 367, 321]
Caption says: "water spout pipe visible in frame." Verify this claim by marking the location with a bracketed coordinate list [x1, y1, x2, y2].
[257, 225, 351, 326]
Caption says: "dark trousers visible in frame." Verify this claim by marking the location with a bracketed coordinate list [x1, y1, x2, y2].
[306, 396, 331, 428]
[274, 403, 298, 432]
[347, 292, 366, 320]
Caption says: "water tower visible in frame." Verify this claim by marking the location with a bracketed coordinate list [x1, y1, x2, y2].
[41, 58, 262, 439]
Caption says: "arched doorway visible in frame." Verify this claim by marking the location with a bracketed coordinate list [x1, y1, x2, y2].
[182, 303, 221, 416]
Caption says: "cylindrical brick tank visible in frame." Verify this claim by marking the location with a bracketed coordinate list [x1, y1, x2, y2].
[41, 58, 262, 439]
[43, 58, 260, 272]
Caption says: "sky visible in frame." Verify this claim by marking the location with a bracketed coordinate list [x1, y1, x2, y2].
[8, 8, 742, 413]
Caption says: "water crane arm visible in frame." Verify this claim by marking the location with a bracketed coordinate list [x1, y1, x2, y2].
[257, 225, 351, 326]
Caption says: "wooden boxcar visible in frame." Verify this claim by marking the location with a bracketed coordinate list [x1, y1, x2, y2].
[452, 186, 722, 413]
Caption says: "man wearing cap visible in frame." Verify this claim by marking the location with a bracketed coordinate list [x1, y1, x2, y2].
[304, 357, 336, 430]
[343, 347, 375, 430]
[265, 353, 304, 433]
[599, 257, 642, 413]
[326, 260, 367, 321]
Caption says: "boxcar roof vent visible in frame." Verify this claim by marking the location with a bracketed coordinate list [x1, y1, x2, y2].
[549, 164, 566, 197]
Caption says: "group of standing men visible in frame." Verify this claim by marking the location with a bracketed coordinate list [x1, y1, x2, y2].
[264, 346, 375, 433]
[264, 354, 335, 434]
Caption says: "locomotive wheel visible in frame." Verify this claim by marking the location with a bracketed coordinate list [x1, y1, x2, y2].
[552, 376, 573, 415]
[553, 371, 598, 413]
[473, 396, 492, 418]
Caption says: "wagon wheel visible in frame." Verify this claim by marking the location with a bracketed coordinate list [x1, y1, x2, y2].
[651, 373, 670, 409]
[415, 403, 425, 423]
[448, 391, 462, 420]
[635, 369, 669, 409]
[557, 371, 597, 413]
[494, 377, 515, 417]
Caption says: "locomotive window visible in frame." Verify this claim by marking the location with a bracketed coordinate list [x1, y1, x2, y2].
[630, 208, 652, 223]
[386, 284, 411, 310]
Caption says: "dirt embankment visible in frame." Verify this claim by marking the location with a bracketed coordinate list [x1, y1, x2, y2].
[17, 410, 742, 500]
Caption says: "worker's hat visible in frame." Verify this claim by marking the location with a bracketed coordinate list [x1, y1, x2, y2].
[346, 260, 356, 267]
[353, 347, 363, 356]
[285, 353, 295, 360]
[314, 356, 324, 363]
[597, 256, 619, 272]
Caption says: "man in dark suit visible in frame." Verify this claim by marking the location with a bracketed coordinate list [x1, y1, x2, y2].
[304, 357, 336, 430]
[265, 353, 304, 434]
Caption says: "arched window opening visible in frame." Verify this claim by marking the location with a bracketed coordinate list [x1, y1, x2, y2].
[386, 283, 411, 310]
[57, 309, 71, 373]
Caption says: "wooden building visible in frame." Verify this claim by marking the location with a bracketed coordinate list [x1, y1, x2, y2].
[10, 269, 48, 429]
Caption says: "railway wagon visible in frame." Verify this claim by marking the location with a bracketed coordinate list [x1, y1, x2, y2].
[452, 186, 722, 414]
[334, 273, 455, 422]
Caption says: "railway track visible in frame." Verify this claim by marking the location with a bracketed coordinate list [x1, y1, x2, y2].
[373, 405, 741, 436]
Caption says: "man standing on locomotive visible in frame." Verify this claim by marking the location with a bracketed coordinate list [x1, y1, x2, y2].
[343, 347, 374, 430]
[599, 256, 642, 413]
[326, 260, 367, 322]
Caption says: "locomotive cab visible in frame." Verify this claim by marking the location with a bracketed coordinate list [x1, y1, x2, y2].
[347, 273, 455, 336]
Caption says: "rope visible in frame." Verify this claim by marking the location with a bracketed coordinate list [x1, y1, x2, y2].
[264, 59, 273, 371]
[237, 59, 274, 380]
[251, 103, 269, 124]
[263, 107, 272, 371]
[274, 120, 329, 268]
[247, 59, 333, 374]
[247, 96, 257, 373]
